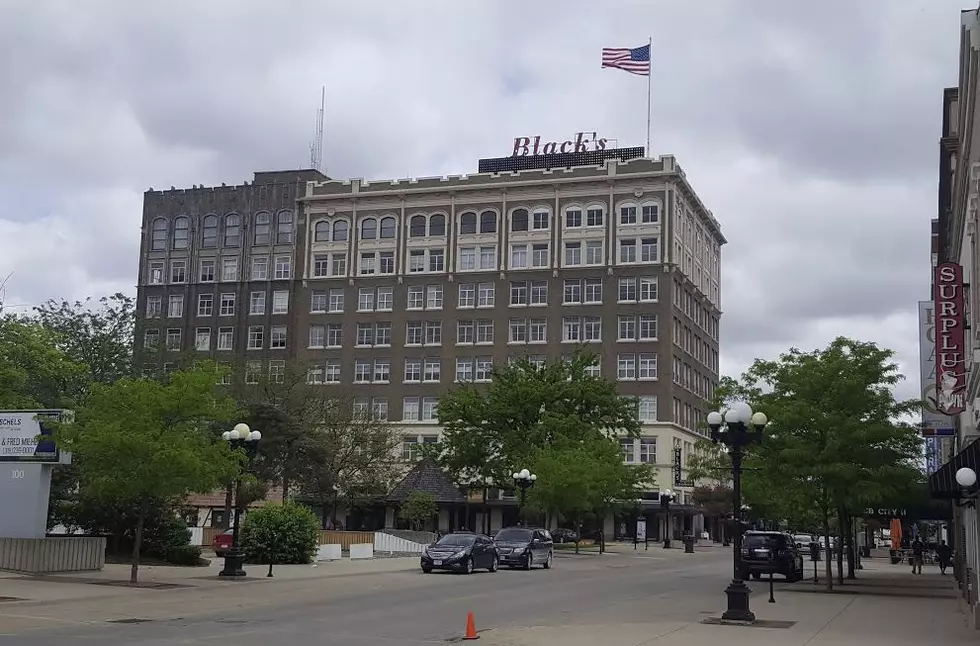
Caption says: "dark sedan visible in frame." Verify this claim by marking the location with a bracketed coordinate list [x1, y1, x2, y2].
[421, 532, 499, 574]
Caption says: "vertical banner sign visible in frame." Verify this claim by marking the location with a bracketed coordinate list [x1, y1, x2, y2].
[672, 447, 682, 486]
[934, 262, 966, 415]
[925, 436, 940, 475]
[918, 301, 954, 434]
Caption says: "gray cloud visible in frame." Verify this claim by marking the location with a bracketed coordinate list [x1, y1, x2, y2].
[0, 0, 966, 385]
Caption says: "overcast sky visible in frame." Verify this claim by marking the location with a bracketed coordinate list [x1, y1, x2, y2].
[0, 0, 968, 400]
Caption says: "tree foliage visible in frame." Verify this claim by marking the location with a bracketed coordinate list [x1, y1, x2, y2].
[54, 363, 242, 583]
[436, 350, 643, 490]
[241, 501, 321, 565]
[0, 314, 88, 409]
[687, 337, 923, 589]
[398, 491, 438, 531]
[32, 293, 135, 386]
[691, 484, 734, 519]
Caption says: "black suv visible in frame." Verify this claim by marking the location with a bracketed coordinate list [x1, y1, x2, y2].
[739, 531, 804, 581]
[493, 527, 554, 570]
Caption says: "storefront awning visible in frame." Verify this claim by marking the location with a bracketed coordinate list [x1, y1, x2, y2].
[929, 437, 980, 499]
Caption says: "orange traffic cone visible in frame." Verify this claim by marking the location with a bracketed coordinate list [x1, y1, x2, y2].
[463, 610, 479, 640]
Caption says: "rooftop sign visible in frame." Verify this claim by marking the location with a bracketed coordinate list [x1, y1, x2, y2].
[512, 132, 609, 157]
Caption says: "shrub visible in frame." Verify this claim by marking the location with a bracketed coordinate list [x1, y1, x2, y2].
[241, 501, 320, 565]
[164, 544, 204, 566]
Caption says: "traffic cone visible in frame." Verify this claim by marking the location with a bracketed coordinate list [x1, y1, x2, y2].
[463, 611, 479, 640]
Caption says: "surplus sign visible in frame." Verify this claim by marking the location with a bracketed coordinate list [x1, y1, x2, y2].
[934, 262, 966, 415]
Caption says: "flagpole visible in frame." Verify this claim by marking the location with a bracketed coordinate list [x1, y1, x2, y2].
[645, 36, 652, 157]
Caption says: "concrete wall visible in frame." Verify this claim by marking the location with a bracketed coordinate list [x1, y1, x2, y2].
[0, 537, 106, 574]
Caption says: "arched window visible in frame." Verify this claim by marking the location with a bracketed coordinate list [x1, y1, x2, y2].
[511, 208, 529, 232]
[201, 215, 218, 248]
[459, 212, 477, 235]
[361, 217, 377, 240]
[173, 216, 190, 250]
[150, 218, 167, 251]
[253, 212, 271, 245]
[224, 214, 241, 247]
[380, 216, 397, 239]
[314, 221, 331, 242]
[429, 214, 446, 236]
[276, 211, 293, 244]
[333, 220, 349, 242]
[409, 215, 427, 237]
[479, 210, 497, 234]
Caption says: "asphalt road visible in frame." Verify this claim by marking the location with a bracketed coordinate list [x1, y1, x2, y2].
[1, 548, 772, 645]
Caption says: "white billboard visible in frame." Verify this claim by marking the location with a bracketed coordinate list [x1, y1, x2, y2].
[0, 410, 62, 463]
[919, 301, 955, 434]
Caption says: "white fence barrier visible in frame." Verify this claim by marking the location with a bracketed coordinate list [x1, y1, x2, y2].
[189, 527, 204, 546]
[317, 544, 342, 561]
[349, 543, 374, 560]
[373, 532, 426, 554]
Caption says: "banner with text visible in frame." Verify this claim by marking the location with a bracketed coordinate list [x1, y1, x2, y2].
[0, 411, 60, 463]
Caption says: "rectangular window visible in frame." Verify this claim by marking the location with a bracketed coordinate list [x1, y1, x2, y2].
[221, 257, 238, 282]
[402, 397, 421, 422]
[565, 209, 582, 227]
[200, 259, 215, 282]
[274, 255, 291, 280]
[372, 397, 389, 421]
[476, 320, 494, 344]
[354, 360, 371, 383]
[219, 293, 235, 316]
[358, 288, 375, 312]
[563, 279, 581, 304]
[375, 322, 392, 346]
[168, 294, 184, 318]
[251, 256, 268, 280]
[583, 317, 601, 341]
[508, 318, 527, 343]
[166, 328, 182, 351]
[170, 260, 187, 284]
[585, 240, 603, 265]
[531, 243, 549, 268]
[429, 249, 445, 272]
[310, 290, 327, 313]
[270, 325, 287, 349]
[331, 253, 347, 277]
[421, 397, 439, 421]
[479, 247, 496, 270]
[409, 250, 425, 273]
[148, 261, 165, 285]
[308, 364, 324, 385]
[618, 277, 637, 302]
[406, 321, 423, 346]
[562, 317, 581, 342]
[619, 239, 637, 263]
[247, 326, 264, 350]
[424, 321, 442, 345]
[639, 438, 656, 464]
[458, 247, 476, 271]
[511, 244, 528, 269]
[564, 242, 581, 266]
[313, 254, 329, 277]
[249, 291, 265, 315]
[474, 357, 493, 382]
[408, 286, 424, 310]
[356, 323, 373, 347]
[195, 327, 211, 351]
[456, 358, 474, 382]
[359, 253, 376, 275]
[458, 283, 475, 308]
[426, 285, 443, 309]
[404, 359, 421, 382]
[640, 237, 659, 262]
[529, 281, 548, 305]
[586, 208, 604, 227]
[510, 281, 528, 306]
[272, 290, 288, 314]
[326, 324, 343, 347]
[641, 204, 659, 224]
[457, 320, 474, 344]
[309, 324, 325, 348]
[245, 361, 261, 384]
[583, 278, 602, 304]
[379, 251, 395, 274]
[328, 288, 344, 312]
[423, 359, 441, 382]
[143, 329, 159, 349]
[198, 294, 214, 317]
[621, 439, 635, 463]
[325, 361, 341, 383]
[618, 315, 636, 341]
[217, 327, 234, 351]
[639, 277, 659, 302]
[374, 359, 391, 383]
[620, 205, 637, 225]
[529, 318, 547, 343]
[269, 360, 285, 383]
[638, 353, 658, 379]
[617, 353, 636, 380]
[146, 296, 162, 318]
[377, 286, 394, 311]
[638, 315, 658, 340]
[477, 282, 495, 307]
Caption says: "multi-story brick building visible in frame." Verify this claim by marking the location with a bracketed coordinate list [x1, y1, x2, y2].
[134, 151, 724, 535]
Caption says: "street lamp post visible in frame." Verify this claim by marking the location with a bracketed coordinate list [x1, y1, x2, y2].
[513, 468, 537, 526]
[660, 489, 675, 548]
[707, 402, 768, 623]
[219, 423, 262, 578]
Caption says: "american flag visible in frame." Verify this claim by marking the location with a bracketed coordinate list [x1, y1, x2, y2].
[601, 44, 650, 76]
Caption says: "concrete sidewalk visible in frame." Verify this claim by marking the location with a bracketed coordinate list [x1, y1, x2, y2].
[0, 555, 419, 605]
[474, 562, 976, 645]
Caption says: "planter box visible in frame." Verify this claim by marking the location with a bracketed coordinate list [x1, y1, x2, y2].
[0, 536, 106, 574]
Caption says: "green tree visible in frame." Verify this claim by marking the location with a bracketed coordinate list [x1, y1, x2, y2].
[32, 293, 136, 385]
[240, 501, 321, 567]
[398, 491, 438, 531]
[436, 351, 642, 491]
[54, 363, 241, 584]
[0, 314, 88, 409]
[687, 337, 921, 590]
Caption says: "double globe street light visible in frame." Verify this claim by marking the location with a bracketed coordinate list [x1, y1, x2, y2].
[513, 468, 537, 526]
[218, 423, 262, 578]
[707, 402, 768, 623]
[659, 489, 675, 548]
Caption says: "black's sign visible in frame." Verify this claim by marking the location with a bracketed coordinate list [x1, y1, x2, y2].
[672, 448, 682, 486]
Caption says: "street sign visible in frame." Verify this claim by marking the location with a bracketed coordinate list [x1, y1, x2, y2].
[672, 447, 682, 485]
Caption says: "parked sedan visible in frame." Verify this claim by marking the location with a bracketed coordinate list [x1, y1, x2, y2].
[493, 527, 554, 570]
[421, 532, 499, 574]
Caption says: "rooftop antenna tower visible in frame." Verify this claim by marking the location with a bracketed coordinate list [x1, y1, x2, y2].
[309, 86, 325, 173]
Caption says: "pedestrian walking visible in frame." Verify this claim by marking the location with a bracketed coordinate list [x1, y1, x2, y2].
[911, 537, 925, 575]
[936, 540, 952, 575]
